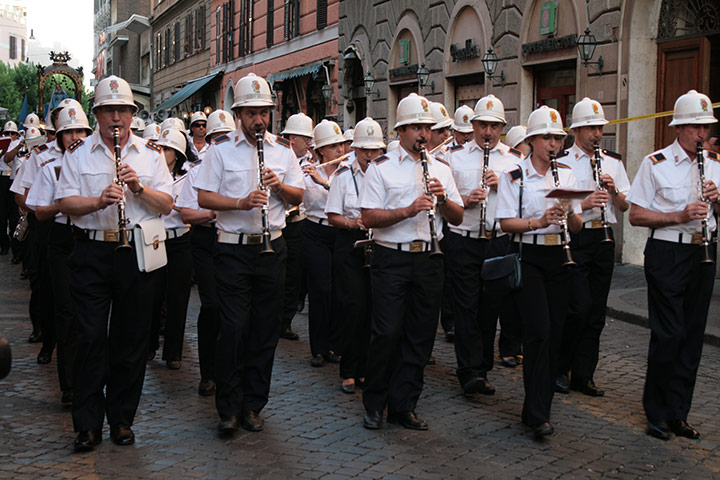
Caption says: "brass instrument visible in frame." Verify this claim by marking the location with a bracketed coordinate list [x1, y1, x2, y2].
[112, 127, 132, 250]
[478, 139, 490, 238]
[549, 151, 575, 267]
[255, 131, 275, 255]
[591, 142, 613, 243]
[696, 142, 714, 264]
[420, 148, 443, 257]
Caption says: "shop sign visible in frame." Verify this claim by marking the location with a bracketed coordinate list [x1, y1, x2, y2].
[522, 34, 576, 55]
[450, 39, 480, 62]
[540, 1, 557, 36]
[389, 63, 419, 79]
[399, 38, 410, 65]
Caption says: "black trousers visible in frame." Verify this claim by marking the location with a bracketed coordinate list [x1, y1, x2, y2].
[191, 225, 219, 382]
[29, 218, 55, 354]
[445, 232, 496, 384]
[334, 229, 370, 380]
[281, 219, 305, 327]
[151, 233, 193, 361]
[643, 238, 714, 423]
[511, 243, 572, 427]
[488, 235, 523, 358]
[0, 176, 10, 251]
[70, 240, 157, 431]
[47, 222, 77, 394]
[560, 227, 615, 381]
[214, 237, 286, 418]
[301, 219, 338, 356]
[439, 232, 455, 335]
[8, 189, 22, 258]
[362, 246, 443, 414]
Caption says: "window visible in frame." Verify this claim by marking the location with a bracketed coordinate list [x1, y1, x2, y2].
[284, 0, 299, 41]
[217, 1, 234, 64]
[266, 0, 273, 48]
[174, 22, 181, 62]
[239, 0, 252, 57]
[21, 38, 25, 61]
[316, 0, 327, 30]
[185, 14, 193, 56]
[9, 35, 16, 60]
[215, 7, 221, 65]
[164, 27, 171, 67]
[156, 32, 162, 70]
[195, 5, 206, 50]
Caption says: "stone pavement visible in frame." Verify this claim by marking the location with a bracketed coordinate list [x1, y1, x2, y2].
[1, 256, 720, 479]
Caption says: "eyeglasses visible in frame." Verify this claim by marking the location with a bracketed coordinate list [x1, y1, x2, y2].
[435, 127, 450, 134]
[192, 123, 207, 128]
[96, 106, 133, 115]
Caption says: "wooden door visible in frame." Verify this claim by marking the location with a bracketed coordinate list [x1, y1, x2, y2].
[655, 37, 710, 149]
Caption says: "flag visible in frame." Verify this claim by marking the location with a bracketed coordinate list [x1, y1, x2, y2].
[17, 93, 28, 125]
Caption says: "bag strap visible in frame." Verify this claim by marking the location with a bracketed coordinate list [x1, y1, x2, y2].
[517, 166, 523, 261]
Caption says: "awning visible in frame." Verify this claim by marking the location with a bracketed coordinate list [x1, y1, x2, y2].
[267, 62, 323, 85]
[153, 73, 220, 113]
[105, 14, 151, 35]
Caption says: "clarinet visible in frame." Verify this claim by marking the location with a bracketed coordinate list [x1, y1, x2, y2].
[112, 128, 132, 250]
[354, 228, 374, 269]
[255, 131, 275, 255]
[420, 148, 443, 257]
[549, 152, 575, 267]
[478, 139, 490, 238]
[696, 142, 714, 264]
[592, 142, 613, 243]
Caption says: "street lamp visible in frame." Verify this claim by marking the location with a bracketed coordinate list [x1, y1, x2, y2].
[577, 28, 604, 74]
[416, 64, 433, 93]
[482, 48, 505, 87]
[363, 72, 380, 98]
[322, 84, 334, 101]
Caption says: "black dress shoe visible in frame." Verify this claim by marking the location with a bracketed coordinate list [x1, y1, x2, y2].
[0, 247, 8, 255]
[445, 329, 455, 343]
[61, 391, 73, 406]
[74, 429, 102, 452]
[240, 410, 264, 432]
[279, 325, 299, 340]
[37, 350, 52, 365]
[668, 419, 700, 439]
[323, 352, 341, 363]
[198, 379, 216, 396]
[28, 331, 42, 343]
[146, 350, 156, 361]
[532, 422, 554, 438]
[555, 375, 570, 394]
[310, 354, 325, 367]
[11, 255, 21, 265]
[500, 356, 518, 368]
[109, 424, 135, 445]
[646, 420, 671, 440]
[570, 378, 605, 397]
[166, 360, 181, 370]
[341, 381, 355, 394]
[461, 377, 496, 395]
[388, 411, 428, 430]
[363, 410, 383, 430]
[218, 415, 239, 434]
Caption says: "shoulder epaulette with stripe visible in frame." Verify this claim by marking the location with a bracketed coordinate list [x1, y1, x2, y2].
[435, 157, 450, 167]
[276, 136, 291, 148]
[33, 143, 49, 154]
[557, 162, 572, 169]
[373, 155, 389, 165]
[335, 165, 351, 175]
[213, 134, 230, 145]
[650, 152, 666, 165]
[509, 168, 522, 182]
[190, 159, 202, 168]
[450, 144, 464, 152]
[555, 150, 569, 159]
[706, 151, 719, 162]
[602, 149, 622, 160]
[67, 139, 84, 153]
[40, 157, 57, 167]
[509, 147, 522, 158]
[146, 140, 162, 152]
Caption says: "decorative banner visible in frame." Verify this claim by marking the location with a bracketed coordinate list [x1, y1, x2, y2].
[540, 1, 557, 36]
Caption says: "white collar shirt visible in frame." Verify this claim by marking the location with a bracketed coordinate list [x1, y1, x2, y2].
[359, 146, 462, 243]
[163, 173, 190, 229]
[447, 140, 523, 232]
[175, 160, 215, 226]
[55, 132, 173, 229]
[565, 144, 631, 224]
[495, 156, 581, 235]
[191, 140, 209, 161]
[628, 139, 720, 234]
[303, 158, 340, 220]
[325, 157, 366, 219]
[193, 130, 304, 234]
[0, 138, 20, 173]
[17, 140, 62, 191]
[25, 156, 68, 223]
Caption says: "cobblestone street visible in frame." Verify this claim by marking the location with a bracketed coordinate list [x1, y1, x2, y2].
[1, 256, 720, 479]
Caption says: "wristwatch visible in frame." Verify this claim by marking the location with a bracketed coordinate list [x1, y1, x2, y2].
[133, 182, 145, 196]
[437, 193, 448, 205]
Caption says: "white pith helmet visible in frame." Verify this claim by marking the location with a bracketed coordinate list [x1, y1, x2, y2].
[313, 119, 346, 149]
[131, 116, 146, 132]
[3, 121, 18, 134]
[281, 113, 314, 137]
[351, 117, 385, 149]
[394, 93, 435, 129]
[343, 128, 354, 142]
[570, 97, 609, 129]
[24, 127, 46, 148]
[472, 94, 506, 124]
[526, 105, 567, 137]
[205, 110, 236, 139]
[92, 75, 137, 113]
[23, 113, 40, 129]
[430, 102, 453, 130]
[505, 125, 527, 148]
[669, 90, 718, 126]
[143, 123, 162, 141]
[160, 117, 186, 132]
[452, 105, 474, 133]
[190, 111, 207, 126]
[55, 105, 94, 135]
[52, 98, 83, 116]
[232, 73, 274, 109]
[157, 128, 188, 162]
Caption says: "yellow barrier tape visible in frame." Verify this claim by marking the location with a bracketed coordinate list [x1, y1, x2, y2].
[606, 102, 720, 127]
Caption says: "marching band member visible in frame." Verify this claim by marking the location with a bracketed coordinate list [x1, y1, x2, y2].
[628, 90, 719, 441]
[1, 120, 21, 257]
[188, 111, 210, 160]
[360, 93, 462, 430]
[195, 73, 303, 433]
[451, 105, 475, 146]
[496, 105, 582, 438]
[505, 125, 530, 157]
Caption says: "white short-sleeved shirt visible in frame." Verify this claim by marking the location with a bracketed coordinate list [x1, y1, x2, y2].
[446, 140, 524, 232]
[564, 144, 631, 224]
[302, 157, 339, 220]
[193, 130, 304, 234]
[16, 140, 62, 191]
[359, 146, 462, 243]
[25, 156, 69, 224]
[325, 157, 366, 219]
[1, 138, 21, 174]
[176, 160, 215, 227]
[164, 173, 190, 230]
[11, 153, 28, 182]
[495, 156, 581, 235]
[627, 139, 720, 234]
[55, 132, 173, 230]
[190, 140, 209, 162]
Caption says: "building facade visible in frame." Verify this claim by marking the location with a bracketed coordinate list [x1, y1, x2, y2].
[0, 3, 27, 67]
[209, 0, 339, 133]
[338, 0, 720, 265]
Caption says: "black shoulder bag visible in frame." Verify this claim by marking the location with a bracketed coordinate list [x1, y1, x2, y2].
[480, 168, 523, 294]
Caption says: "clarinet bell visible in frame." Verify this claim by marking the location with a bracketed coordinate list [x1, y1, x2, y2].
[429, 236, 444, 258]
[260, 232, 275, 255]
[561, 245, 576, 268]
[700, 243, 714, 264]
[601, 226, 614, 244]
[115, 228, 132, 251]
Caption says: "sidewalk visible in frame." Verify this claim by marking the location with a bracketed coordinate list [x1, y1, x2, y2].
[608, 263, 720, 346]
